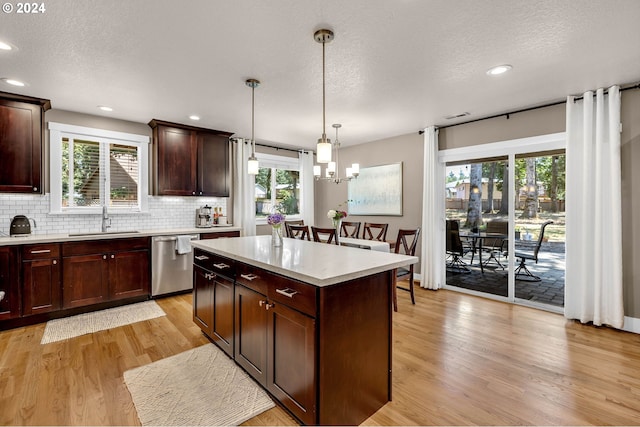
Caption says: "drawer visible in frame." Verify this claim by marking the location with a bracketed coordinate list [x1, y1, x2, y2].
[237, 263, 317, 317]
[193, 249, 235, 278]
[22, 243, 61, 260]
[63, 237, 149, 256]
[200, 231, 240, 240]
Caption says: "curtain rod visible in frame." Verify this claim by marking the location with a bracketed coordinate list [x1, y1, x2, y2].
[231, 137, 306, 154]
[430, 82, 640, 132]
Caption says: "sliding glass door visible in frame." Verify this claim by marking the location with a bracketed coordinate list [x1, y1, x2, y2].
[442, 134, 566, 311]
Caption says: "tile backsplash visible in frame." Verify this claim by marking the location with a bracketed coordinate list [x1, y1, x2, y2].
[0, 194, 228, 236]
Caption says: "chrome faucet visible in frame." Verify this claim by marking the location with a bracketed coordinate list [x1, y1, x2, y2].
[102, 205, 111, 232]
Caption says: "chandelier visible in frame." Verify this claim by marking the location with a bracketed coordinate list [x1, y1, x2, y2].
[246, 78, 260, 175]
[312, 28, 360, 184]
[313, 123, 359, 183]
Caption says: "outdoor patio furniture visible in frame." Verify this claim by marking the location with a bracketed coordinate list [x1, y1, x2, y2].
[512, 220, 554, 281]
[482, 220, 508, 269]
[446, 220, 471, 273]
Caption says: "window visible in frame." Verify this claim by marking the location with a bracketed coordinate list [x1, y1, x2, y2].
[255, 153, 301, 221]
[49, 122, 150, 214]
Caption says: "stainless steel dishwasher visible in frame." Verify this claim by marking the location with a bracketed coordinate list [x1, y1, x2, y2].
[151, 234, 199, 297]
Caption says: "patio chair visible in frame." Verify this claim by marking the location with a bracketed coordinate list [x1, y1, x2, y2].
[446, 220, 471, 273]
[482, 220, 508, 269]
[512, 220, 554, 281]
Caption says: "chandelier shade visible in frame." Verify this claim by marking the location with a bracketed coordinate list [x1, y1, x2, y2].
[246, 78, 260, 175]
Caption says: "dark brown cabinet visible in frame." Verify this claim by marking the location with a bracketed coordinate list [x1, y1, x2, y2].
[22, 244, 61, 316]
[200, 230, 240, 240]
[0, 246, 20, 320]
[235, 265, 317, 425]
[149, 119, 232, 197]
[193, 249, 235, 357]
[0, 92, 51, 194]
[62, 237, 150, 309]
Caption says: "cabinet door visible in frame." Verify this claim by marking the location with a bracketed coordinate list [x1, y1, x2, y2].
[267, 303, 317, 425]
[234, 284, 268, 386]
[0, 101, 42, 193]
[22, 258, 61, 316]
[212, 274, 234, 357]
[197, 132, 229, 196]
[156, 126, 197, 195]
[0, 247, 20, 320]
[109, 249, 150, 300]
[193, 264, 214, 336]
[62, 254, 109, 308]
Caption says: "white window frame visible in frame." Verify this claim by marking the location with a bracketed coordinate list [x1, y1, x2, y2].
[255, 152, 302, 225]
[48, 122, 150, 214]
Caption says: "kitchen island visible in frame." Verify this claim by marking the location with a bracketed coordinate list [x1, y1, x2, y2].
[191, 235, 418, 426]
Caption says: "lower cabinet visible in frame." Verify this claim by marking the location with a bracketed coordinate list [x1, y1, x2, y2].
[193, 264, 234, 357]
[0, 246, 20, 320]
[62, 237, 150, 309]
[22, 244, 61, 316]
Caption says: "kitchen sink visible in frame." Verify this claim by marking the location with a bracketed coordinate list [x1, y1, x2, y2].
[69, 230, 140, 237]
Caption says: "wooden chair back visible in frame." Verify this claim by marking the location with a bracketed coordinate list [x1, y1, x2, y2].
[340, 221, 361, 238]
[288, 224, 311, 241]
[311, 226, 339, 245]
[393, 227, 421, 312]
[284, 220, 304, 238]
[362, 223, 388, 242]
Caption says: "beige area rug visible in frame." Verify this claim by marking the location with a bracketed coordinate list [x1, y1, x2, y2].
[40, 300, 165, 344]
[124, 344, 275, 426]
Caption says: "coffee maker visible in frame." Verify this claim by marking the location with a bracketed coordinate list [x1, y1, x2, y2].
[195, 205, 213, 228]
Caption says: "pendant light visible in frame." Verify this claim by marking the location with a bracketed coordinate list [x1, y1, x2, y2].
[315, 29, 334, 164]
[246, 78, 260, 175]
[313, 123, 360, 183]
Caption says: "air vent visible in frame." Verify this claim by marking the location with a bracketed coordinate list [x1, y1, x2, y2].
[444, 112, 470, 120]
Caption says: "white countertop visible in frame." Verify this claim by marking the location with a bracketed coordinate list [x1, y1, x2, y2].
[0, 226, 241, 246]
[192, 235, 418, 287]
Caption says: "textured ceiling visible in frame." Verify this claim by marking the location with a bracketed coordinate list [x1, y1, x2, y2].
[1, 0, 639, 149]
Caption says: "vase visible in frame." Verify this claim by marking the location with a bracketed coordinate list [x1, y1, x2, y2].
[332, 218, 342, 232]
[271, 225, 283, 247]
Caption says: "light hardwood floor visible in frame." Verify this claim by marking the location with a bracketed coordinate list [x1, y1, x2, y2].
[1, 285, 639, 425]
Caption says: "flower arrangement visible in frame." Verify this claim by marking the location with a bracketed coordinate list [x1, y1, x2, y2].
[327, 209, 347, 221]
[267, 212, 286, 227]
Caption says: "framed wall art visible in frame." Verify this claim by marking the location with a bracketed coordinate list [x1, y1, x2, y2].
[347, 162, 403, 216]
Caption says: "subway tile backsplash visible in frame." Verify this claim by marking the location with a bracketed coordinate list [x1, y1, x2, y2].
[0, 194, 227, 236]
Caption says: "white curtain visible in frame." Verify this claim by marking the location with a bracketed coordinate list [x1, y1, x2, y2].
[565, 85, 623, 328]
[420, 126, 446, 289]
[298, 150, 315, 226]
[232, 139, 256, 236]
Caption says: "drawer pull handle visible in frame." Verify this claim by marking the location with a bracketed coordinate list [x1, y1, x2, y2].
[195, 255, 209, 261]
[265, 302, 275, 310]
[213, 262, 230, 269]
[259, 300, 266, 307]
[205, 273, 214, 280]
[30, 249, 51, 254]
[240, 273, 258, 281]
[276, 288, 298, 298]
[52, 260, 57, 265]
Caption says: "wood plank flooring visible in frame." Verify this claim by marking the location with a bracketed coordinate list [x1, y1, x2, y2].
[1, 286, 639, 425]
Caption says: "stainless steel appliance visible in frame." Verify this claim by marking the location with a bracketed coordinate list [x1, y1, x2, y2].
[196, 205, 213, 228]
[151, 234, 199, 297]
[10, 215, 36, 236]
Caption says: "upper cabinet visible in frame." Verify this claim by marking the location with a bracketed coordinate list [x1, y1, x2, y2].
[149, 119, 232, 197]
[0, 91, 51, 194]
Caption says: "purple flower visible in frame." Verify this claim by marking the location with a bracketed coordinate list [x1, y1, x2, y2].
[267, 212, 285, 226]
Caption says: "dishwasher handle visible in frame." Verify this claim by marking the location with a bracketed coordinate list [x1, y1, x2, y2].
[153, 235, 199, 243]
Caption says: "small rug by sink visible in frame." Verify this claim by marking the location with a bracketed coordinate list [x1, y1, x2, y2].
[40, 300, 165, 344]
[124, 344, 275, 426]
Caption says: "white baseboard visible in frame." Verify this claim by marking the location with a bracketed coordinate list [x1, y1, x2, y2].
[622, 316, 640, 334]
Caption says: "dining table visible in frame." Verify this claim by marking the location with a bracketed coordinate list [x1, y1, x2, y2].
[339, 237, 390, 252]
[459, 231, 508, 273]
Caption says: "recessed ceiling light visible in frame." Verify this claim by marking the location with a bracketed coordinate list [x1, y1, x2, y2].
[98, 105, 113, 112]
[189, 115, 200, 121]
[486, 64, 512, 76]
[0, 41, 13, 51]
[1, 78, 25, 86]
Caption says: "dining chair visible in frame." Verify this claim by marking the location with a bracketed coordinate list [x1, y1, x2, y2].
[311, 226, 339, 245]
[340, 221, 361, 238]
[392, 227, 421, 312]
[482, 220, 508, 269]
[284, 220, 304, 238]
[288, 224, 311, 241]
[362, 223, 388, 242]
[511, 220, 554, 281]
[446, 219, 471, 273]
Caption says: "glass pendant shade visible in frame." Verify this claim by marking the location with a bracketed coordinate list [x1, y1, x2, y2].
[317, 137, 332, 163]
[248, 154, 259, 175]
